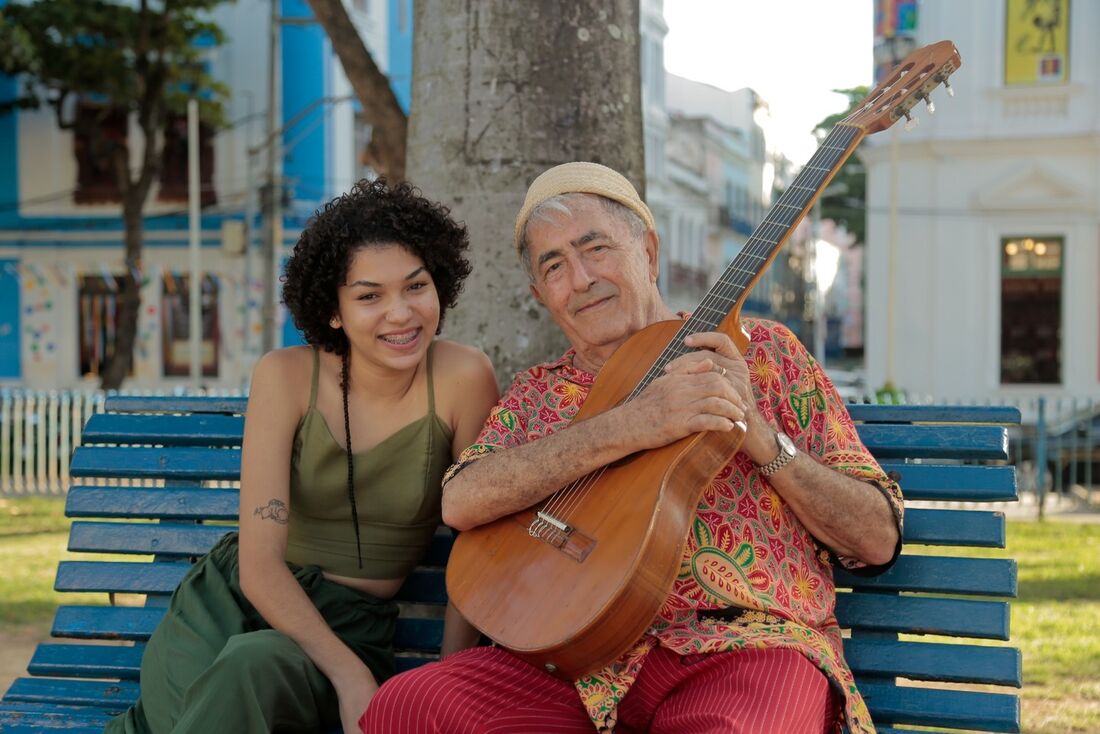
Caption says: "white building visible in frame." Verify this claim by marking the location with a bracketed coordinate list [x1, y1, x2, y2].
[862, 0, 1098, 403]
[0, 0, 391, 389]
[663, 74, 805, 326]
[640, 0, 672, 288]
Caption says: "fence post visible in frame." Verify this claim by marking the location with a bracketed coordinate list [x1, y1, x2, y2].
[1087, 397, 1095, 492]
[47, 390, 60, 492]
[35, 391, 47, 493]
[1036, 396, 1047, 520]
[12, 392, 24, 494]
[60, 391, 71, 493]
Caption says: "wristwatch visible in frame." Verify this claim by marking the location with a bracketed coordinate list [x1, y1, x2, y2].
[758, 431, 797, 477]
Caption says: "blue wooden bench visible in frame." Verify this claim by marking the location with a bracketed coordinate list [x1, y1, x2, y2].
[0, 398, 1022, 733]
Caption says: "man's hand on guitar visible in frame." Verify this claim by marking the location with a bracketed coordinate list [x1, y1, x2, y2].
[662, 331, 775, 461]
[614, 333, 745, 451]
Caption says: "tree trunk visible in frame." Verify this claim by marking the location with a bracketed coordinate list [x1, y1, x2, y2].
[407, 0, 645, 383]
[99, 190, 146, 390]
[305, 0, 408, 180]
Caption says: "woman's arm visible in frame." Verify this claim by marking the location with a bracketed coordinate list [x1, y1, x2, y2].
[435, 342, 499, 657]
[237, 349, 377, 733]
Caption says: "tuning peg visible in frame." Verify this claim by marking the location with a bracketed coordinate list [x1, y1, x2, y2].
[943, 79, 955, 97]
[904, 111, 919, 131]
[924, 96, 935, 114]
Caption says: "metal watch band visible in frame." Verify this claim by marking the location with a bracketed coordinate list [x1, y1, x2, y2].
[758, 435, 796, 477]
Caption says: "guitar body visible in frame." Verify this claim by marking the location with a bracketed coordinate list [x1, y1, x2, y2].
[447, 39, 962, 682]
[446, 318, 748, 680]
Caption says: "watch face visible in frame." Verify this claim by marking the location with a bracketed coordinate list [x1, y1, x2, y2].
[777, 432, 796, 455]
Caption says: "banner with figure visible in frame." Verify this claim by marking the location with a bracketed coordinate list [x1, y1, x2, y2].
[1005, 0, 1069, 85]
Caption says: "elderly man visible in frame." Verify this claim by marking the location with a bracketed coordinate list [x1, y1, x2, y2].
[360, 162, 902, 734]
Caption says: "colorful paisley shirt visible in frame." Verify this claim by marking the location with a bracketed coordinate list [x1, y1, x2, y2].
[442, 318, 904, 733]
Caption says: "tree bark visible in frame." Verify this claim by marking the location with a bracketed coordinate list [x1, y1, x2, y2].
[99, 107, 161, 390]
[99, 190, 146, 390]
[407, 0, 645, 383]
[305, 0, 408, 180]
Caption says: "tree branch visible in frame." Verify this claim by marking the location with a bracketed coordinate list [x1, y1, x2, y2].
[304, 0, 407, 180]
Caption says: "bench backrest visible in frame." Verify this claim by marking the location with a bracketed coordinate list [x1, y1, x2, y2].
[1, 398, 1021, 734]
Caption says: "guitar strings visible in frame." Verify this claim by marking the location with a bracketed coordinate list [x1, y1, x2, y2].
[532, 126, 861, 533]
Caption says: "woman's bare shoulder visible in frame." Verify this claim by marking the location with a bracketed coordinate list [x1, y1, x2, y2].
[432, 340, 495, 381]
[249, 346, 316, 406]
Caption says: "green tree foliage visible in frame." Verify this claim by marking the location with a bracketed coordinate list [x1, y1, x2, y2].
[0, 0, 231, 388]
[812, 86, 868, 245]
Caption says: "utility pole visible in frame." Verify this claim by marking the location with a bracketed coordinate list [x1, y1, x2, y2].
[261, 0, 282, 354]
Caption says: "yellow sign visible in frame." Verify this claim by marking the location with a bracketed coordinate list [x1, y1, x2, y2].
[1005, 0, 1069, 85]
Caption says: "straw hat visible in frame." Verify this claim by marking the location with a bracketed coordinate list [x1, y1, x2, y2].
[513, 161, 655, 254]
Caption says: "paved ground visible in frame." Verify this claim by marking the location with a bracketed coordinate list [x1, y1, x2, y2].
[0, 623, 50, 696]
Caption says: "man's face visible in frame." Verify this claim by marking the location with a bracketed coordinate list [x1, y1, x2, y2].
[526, 196, 660, 362]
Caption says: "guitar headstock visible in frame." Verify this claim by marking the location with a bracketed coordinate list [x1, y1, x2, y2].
[844, 40, 962, 135]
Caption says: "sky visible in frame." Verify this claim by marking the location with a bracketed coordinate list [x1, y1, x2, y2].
[663, 0, 874, 166]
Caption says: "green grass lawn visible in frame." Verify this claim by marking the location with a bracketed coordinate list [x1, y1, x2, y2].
[943, 519, 1100, 734]
[0, 498, 1097, 732]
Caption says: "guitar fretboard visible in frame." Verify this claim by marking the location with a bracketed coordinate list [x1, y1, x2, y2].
[629, 123, 864, 399]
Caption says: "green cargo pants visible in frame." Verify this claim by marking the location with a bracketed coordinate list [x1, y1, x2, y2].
[104, 533, 399, 734]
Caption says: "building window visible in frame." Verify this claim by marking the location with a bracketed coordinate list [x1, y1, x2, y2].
[158, 114, 217, 205]
[1000, 236, 1062, 384]
[73, 103, 127, 205]
[161, 273, 220, 378]
[78, 274, 131, 377]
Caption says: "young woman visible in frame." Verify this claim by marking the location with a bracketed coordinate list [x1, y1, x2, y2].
[105, 179, 499, 734]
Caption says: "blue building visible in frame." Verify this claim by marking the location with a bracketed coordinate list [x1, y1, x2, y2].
[0, 0, 409, 389]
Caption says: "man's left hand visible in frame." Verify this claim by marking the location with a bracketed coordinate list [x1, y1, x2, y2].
[665, 331, 775, 464]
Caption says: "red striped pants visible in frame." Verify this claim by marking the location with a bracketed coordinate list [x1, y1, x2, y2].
[360, 644, 836, 733]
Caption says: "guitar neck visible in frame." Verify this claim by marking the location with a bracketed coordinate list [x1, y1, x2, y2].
[630, 123, 866, 395]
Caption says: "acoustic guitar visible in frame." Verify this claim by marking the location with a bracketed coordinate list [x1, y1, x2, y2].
[446, 40, 962, 680]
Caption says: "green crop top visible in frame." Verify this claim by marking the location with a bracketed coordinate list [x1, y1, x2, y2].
[285, 345, 454, 579]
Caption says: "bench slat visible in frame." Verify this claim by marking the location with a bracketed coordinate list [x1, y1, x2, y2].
[81, 414, 244, 447]
[66, 486, 239, 521]
[0, 702, 117, 732]
[836, 556, 1017, 597]
[847, 404, 1021, 425]
[856, 424, 1007, 460]
[858, 680, 1020, 731]
[2, 678, 137, 709]
[55, 561, 190, 595]
[25, 640, 446, 682]
[55, 561, 450, 604]
[65, 494, 456, 566]
[877, 463, 1017, 502]
[28, 645, 143, 681]
[836, 593, 1010, 640]
[70, 447, 242, 481]
[845, 639, 1021, 686]
[68, 522, 234, 557]
[394, 618, 445, 652]
[104, 396, 247, 414]
[903, 508, 1005, 547]
[53, 606, 165, 641]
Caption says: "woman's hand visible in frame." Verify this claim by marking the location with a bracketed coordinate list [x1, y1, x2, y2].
[333, 662, 379, 733]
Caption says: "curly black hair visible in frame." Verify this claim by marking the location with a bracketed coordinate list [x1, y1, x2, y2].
[282, 178, 471, 355]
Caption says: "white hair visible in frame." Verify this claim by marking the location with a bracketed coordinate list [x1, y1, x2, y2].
[518, 193, 647, 279]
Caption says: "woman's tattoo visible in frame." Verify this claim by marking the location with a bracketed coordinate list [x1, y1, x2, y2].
[253, 499, 289, 524]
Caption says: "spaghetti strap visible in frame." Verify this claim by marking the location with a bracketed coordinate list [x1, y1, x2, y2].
[426, 341, 437, 415]
[308, 347, 320, 410]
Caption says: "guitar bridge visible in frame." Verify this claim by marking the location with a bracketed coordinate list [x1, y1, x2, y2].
[521, 511, 596, 563]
